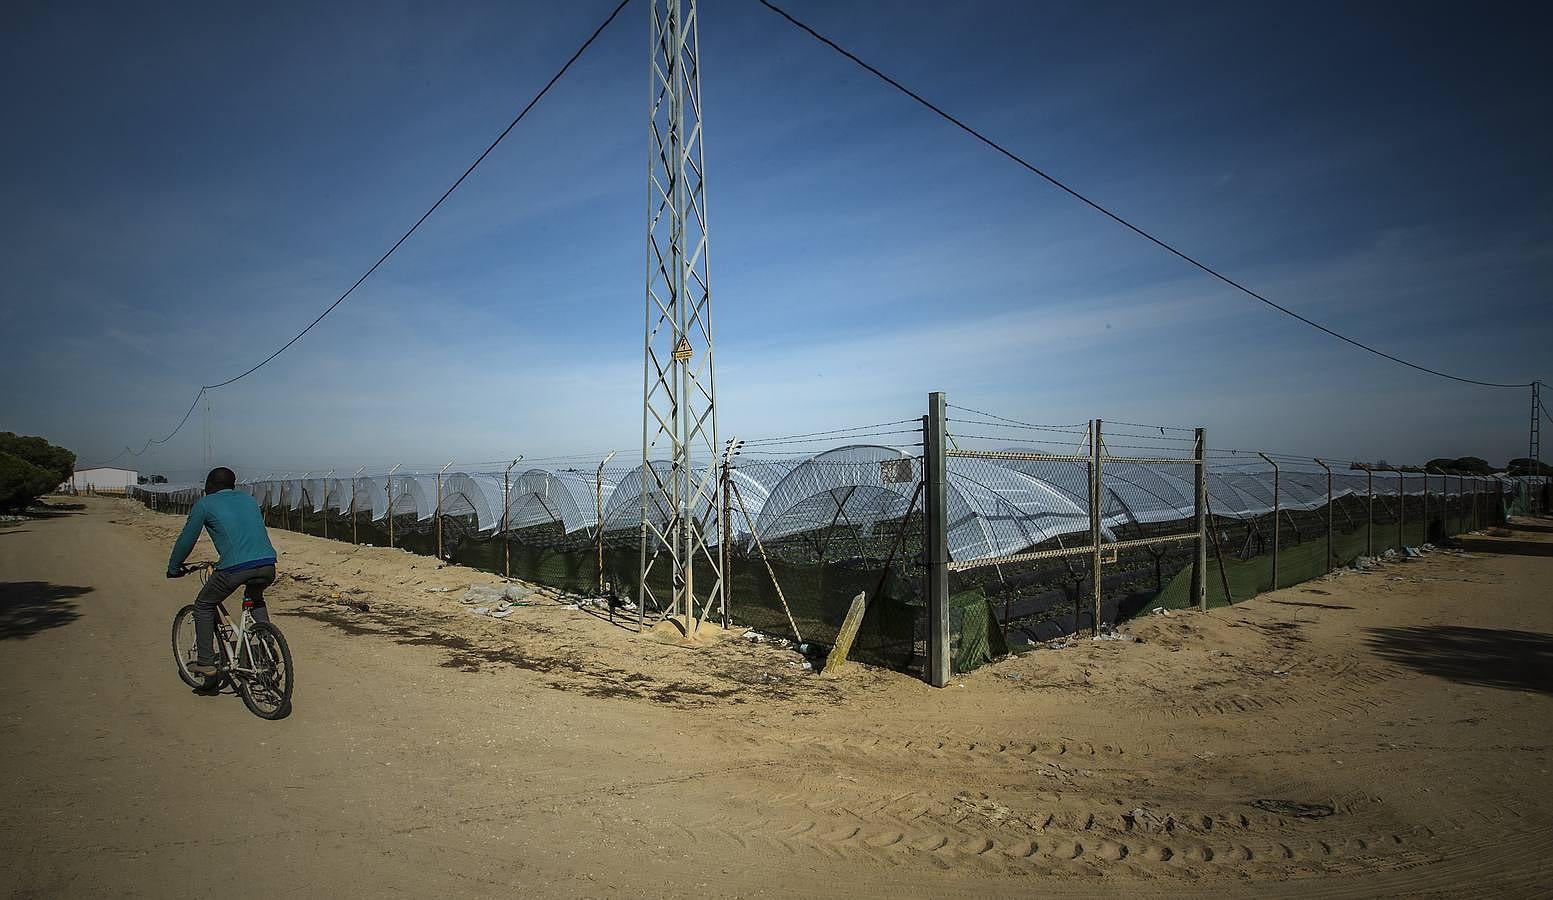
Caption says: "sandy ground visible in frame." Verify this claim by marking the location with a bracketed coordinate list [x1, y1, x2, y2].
[1, 498, 1550, 898]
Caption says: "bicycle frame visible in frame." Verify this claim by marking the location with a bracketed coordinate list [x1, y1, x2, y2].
[193, 565, 265, 679]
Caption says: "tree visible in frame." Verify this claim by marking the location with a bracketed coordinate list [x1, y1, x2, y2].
[0, 452, 57, 511]
[0, 432, 74, 486]
[1506, 458, 1553, 477]
[0, 433, 76, 511]
[1424, 456, 1497, 475]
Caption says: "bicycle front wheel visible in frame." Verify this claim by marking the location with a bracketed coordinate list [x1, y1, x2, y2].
[237, 622, 294, 720]
[171, 604, 220, 691]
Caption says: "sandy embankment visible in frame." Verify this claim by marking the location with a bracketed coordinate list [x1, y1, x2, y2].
[1, 498, 1548, 897]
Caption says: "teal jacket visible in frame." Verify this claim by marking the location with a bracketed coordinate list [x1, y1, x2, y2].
[167, 489, 277, 575]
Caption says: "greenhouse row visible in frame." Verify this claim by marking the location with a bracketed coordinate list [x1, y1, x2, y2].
[130, 446, 1544, 567]
[130, 444, 1546, 677]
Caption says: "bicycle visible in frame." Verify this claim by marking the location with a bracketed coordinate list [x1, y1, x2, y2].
[170, 561, 294, 720]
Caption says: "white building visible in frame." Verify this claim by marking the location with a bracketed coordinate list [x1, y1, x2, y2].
[61, 467, 138, 494]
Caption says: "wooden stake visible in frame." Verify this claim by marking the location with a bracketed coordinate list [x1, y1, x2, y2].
[731, 479, 803, 643]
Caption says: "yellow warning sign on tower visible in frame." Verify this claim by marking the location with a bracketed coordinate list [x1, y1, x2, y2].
[672, 336, 694, 361]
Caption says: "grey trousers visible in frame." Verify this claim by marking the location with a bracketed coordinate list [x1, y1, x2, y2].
[194, 565, 275, 665]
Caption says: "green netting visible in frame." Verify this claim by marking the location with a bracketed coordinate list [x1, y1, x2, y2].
[1154, 508, 1480, 610]
[1507, 482, 1549, 516]
[135, 474, 1521, 681]
[948, 489, 1510, 674]
[950, 588, 1008, 674]
[1154, 525, 1362, 608]
[221, 505, 927, 673]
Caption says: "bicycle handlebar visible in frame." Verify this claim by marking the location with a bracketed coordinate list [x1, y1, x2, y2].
[170, 561, 216, 578]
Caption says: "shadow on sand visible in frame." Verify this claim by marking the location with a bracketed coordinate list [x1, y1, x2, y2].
[1365, 625, 1553, 694]
[0, 582, 93, 640]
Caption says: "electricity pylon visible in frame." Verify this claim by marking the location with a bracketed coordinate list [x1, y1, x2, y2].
[640, 0, 722, 633]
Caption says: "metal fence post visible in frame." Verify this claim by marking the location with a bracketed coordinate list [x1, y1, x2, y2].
[502, 456, 522, 579]
[1398, 470, 1406, 550]
[924, 392, 951, 688]
[1258, 452, 1280, 590]
[1089, 419, 1103, 634]
[323, 469, 333, 541]
[300, 472, 310, 535]
[1361, 463, 1373, 556]
[387, 463, 401, 549]
[718, 443, 736, 630]
[436, 461, 453, 560]
[1315, 458, 1334, 573]
[1192, 428, 1207, 611]
[351, 467, 364, 544]
[596, 451, 618, 604]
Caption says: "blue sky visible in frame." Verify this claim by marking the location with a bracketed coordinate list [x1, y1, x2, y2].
[3, 0, 1550, 480]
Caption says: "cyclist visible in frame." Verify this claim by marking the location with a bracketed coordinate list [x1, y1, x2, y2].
[167, 467, 277, 677]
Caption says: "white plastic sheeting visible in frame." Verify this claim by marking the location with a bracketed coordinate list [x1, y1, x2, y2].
[442, 473, 504, 532]
[221, 458, 1541, 565]
[506, 468, 614, 534]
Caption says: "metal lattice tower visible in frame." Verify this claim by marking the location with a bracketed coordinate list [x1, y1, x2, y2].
[640, 0, 722, 632]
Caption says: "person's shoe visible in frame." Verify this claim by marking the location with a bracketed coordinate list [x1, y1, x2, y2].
[189, 661, 220, 677]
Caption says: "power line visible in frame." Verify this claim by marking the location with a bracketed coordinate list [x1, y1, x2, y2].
[756, 0, 1537, 391]
[102, 0, 634, 460]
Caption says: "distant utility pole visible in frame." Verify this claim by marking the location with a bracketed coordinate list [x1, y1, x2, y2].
[202, 393, 213, 471]
[1533, 380, 1543, 513]
[640, 0, 722, 634]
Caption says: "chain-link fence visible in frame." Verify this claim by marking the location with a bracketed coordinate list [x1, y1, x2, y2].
[128, 395, 1545, 684]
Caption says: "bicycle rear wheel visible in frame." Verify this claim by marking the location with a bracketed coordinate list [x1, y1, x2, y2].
[171, 604, 220, 691]
[237, 622, 293, 720]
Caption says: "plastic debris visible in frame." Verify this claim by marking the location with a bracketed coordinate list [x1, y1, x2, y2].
[424, 586, 458, 593]
[462, 584, 531, 605]
[489, 608, 513, 619]
[1123, 807, 1174, 833]
[471, 607, 492, 616]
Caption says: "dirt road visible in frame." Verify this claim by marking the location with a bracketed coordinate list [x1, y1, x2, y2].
[2, 501, 1551, 898]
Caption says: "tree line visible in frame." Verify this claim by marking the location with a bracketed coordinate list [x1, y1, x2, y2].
[0, 433, 75, 512]
[1348, 456, 1551, 476]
